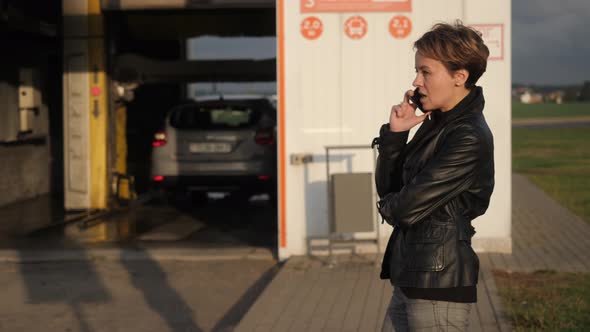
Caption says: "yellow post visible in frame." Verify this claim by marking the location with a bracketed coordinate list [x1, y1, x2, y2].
[115, 104, 132, 200]
[88, 0, 108, 209]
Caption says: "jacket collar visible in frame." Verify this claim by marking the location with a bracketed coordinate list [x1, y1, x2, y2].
[405, 86, 485, 154]
[433, 86, 485, 126]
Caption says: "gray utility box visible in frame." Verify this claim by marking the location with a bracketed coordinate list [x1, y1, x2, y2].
[331, 172, 374, 234]
[0, 67, 47, 142]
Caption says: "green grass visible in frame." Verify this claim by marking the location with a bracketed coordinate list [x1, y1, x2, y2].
[506, 122, 590, 330]
[513, 127, 590, 223]
[493, 270, 590, 331]
[500, 104, 590, 331]
[512, 102, 590, 119]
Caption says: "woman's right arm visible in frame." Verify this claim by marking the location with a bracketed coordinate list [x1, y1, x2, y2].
[376, 90, 429, 197]
[375, 124, 408, 198]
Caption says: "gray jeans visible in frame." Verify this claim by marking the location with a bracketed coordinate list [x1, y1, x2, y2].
[381, 287, 472, 331]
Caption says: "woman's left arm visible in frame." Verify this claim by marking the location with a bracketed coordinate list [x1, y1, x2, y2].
[377, 124, 488, 229]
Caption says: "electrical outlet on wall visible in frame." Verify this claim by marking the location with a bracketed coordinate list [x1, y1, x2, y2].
[290, 153, 313, 165]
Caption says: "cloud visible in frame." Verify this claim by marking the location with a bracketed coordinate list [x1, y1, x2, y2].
[513, 53, 590, 85]
[512, 0, 590, 84]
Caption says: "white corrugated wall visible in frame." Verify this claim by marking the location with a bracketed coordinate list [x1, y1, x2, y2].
[279, 0, 511, 259]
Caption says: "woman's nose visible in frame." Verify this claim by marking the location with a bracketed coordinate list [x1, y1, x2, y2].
[412, 75, 422, 87]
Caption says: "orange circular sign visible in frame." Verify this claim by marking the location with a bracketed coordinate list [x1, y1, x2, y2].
[345, 16, 367, 40]
[301, 16, 323, 40]
[389, 16, 412, 39]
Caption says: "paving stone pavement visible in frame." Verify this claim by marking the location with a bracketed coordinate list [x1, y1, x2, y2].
[0, 173, 587, 331]
[0, 257, 278, 332]
[235, 174, 590, 331]
[486, 174, 590, 273]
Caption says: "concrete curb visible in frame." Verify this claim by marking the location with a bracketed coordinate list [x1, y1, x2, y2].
[0, 247, 275, 263]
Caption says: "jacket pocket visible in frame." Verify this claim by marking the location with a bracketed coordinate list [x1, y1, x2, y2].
[404, 222, 446, 272]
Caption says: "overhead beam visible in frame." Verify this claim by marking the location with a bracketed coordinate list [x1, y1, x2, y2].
[101, 0, 275, 11]
[113, 54, 276, 83]
[121, 10, 275, 38]
[0, 3, 57, 36]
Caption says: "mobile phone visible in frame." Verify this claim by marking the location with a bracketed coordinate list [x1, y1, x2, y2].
[410, 88, 425, 112]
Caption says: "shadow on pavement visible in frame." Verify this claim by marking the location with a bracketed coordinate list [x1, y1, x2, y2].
[211, 263, 281, 332]
[118, 245, 203, 332]
[17, 245, 111, 332]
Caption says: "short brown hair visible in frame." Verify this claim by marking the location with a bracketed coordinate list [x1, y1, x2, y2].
[414, 20, 489, 89]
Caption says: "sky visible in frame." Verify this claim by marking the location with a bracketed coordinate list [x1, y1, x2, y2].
[187, 0, 590, 88]
[512, 0, 590, 85]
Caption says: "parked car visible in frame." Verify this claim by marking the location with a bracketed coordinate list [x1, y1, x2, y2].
[150, 95, 277, 201]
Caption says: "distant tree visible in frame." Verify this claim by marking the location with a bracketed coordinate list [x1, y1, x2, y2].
[563, 87, 579, 102]
[580, 81, 590, 102]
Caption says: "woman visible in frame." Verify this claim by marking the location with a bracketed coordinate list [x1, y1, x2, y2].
[375, 21, 494, 331]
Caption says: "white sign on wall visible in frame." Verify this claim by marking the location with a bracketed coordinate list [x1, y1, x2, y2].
[471, 24, 504, 61]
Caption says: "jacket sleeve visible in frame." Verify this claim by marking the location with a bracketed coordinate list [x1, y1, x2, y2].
[377, 125, 484, 229]
[375, 123, 409, 198]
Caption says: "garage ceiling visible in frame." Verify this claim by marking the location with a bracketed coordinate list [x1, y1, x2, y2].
[101, 0, 275, 11]
[119, 9, 275, 38]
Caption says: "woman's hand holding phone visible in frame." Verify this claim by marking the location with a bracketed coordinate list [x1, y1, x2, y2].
[389, 90, 432, 132]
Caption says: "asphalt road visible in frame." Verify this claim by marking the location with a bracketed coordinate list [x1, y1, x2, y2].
[513, 121, 590, 128]
[512, 117, 590, 128]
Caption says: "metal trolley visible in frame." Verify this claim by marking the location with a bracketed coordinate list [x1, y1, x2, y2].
[307, 144, 381, 263]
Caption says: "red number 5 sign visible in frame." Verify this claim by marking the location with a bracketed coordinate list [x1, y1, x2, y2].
[301, 0, 412, 13]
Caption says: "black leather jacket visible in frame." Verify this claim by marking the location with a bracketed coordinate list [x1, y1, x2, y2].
[374, 87, 494, 288]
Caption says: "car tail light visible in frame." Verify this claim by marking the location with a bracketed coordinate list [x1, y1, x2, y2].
[258, 175, 271, 181]
[153, 175, 164, 182]
[152, 129, 167, 147]
[255, 128, 275, 146]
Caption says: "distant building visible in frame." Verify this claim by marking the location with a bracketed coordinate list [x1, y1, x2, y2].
[546, 90, 565, 104]
[520, 90, 543, 104]
[512, 83, 586, 103]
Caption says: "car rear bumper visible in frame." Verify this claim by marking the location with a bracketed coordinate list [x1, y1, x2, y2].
[151, 175, 276, 193]
[151, 159, 275, 176]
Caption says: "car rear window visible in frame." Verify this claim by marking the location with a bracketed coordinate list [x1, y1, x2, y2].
[170, 105, 260, 130]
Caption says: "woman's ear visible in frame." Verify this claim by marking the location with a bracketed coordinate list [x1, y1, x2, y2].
[454, 69, 469, 87]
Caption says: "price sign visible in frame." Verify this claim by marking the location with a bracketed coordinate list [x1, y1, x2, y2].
[301, 16, 323, 40]
[389, 16, 412, 39]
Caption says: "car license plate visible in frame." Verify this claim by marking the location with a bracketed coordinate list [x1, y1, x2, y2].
[189, 142, 232, 153]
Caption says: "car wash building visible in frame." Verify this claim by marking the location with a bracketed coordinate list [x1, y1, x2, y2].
[277, 0, 511, 259]
[57, 0, 511, 259]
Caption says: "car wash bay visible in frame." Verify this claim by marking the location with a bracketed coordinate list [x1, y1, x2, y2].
[0, 0, 279, 253]
[1, 0, 512, 260]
